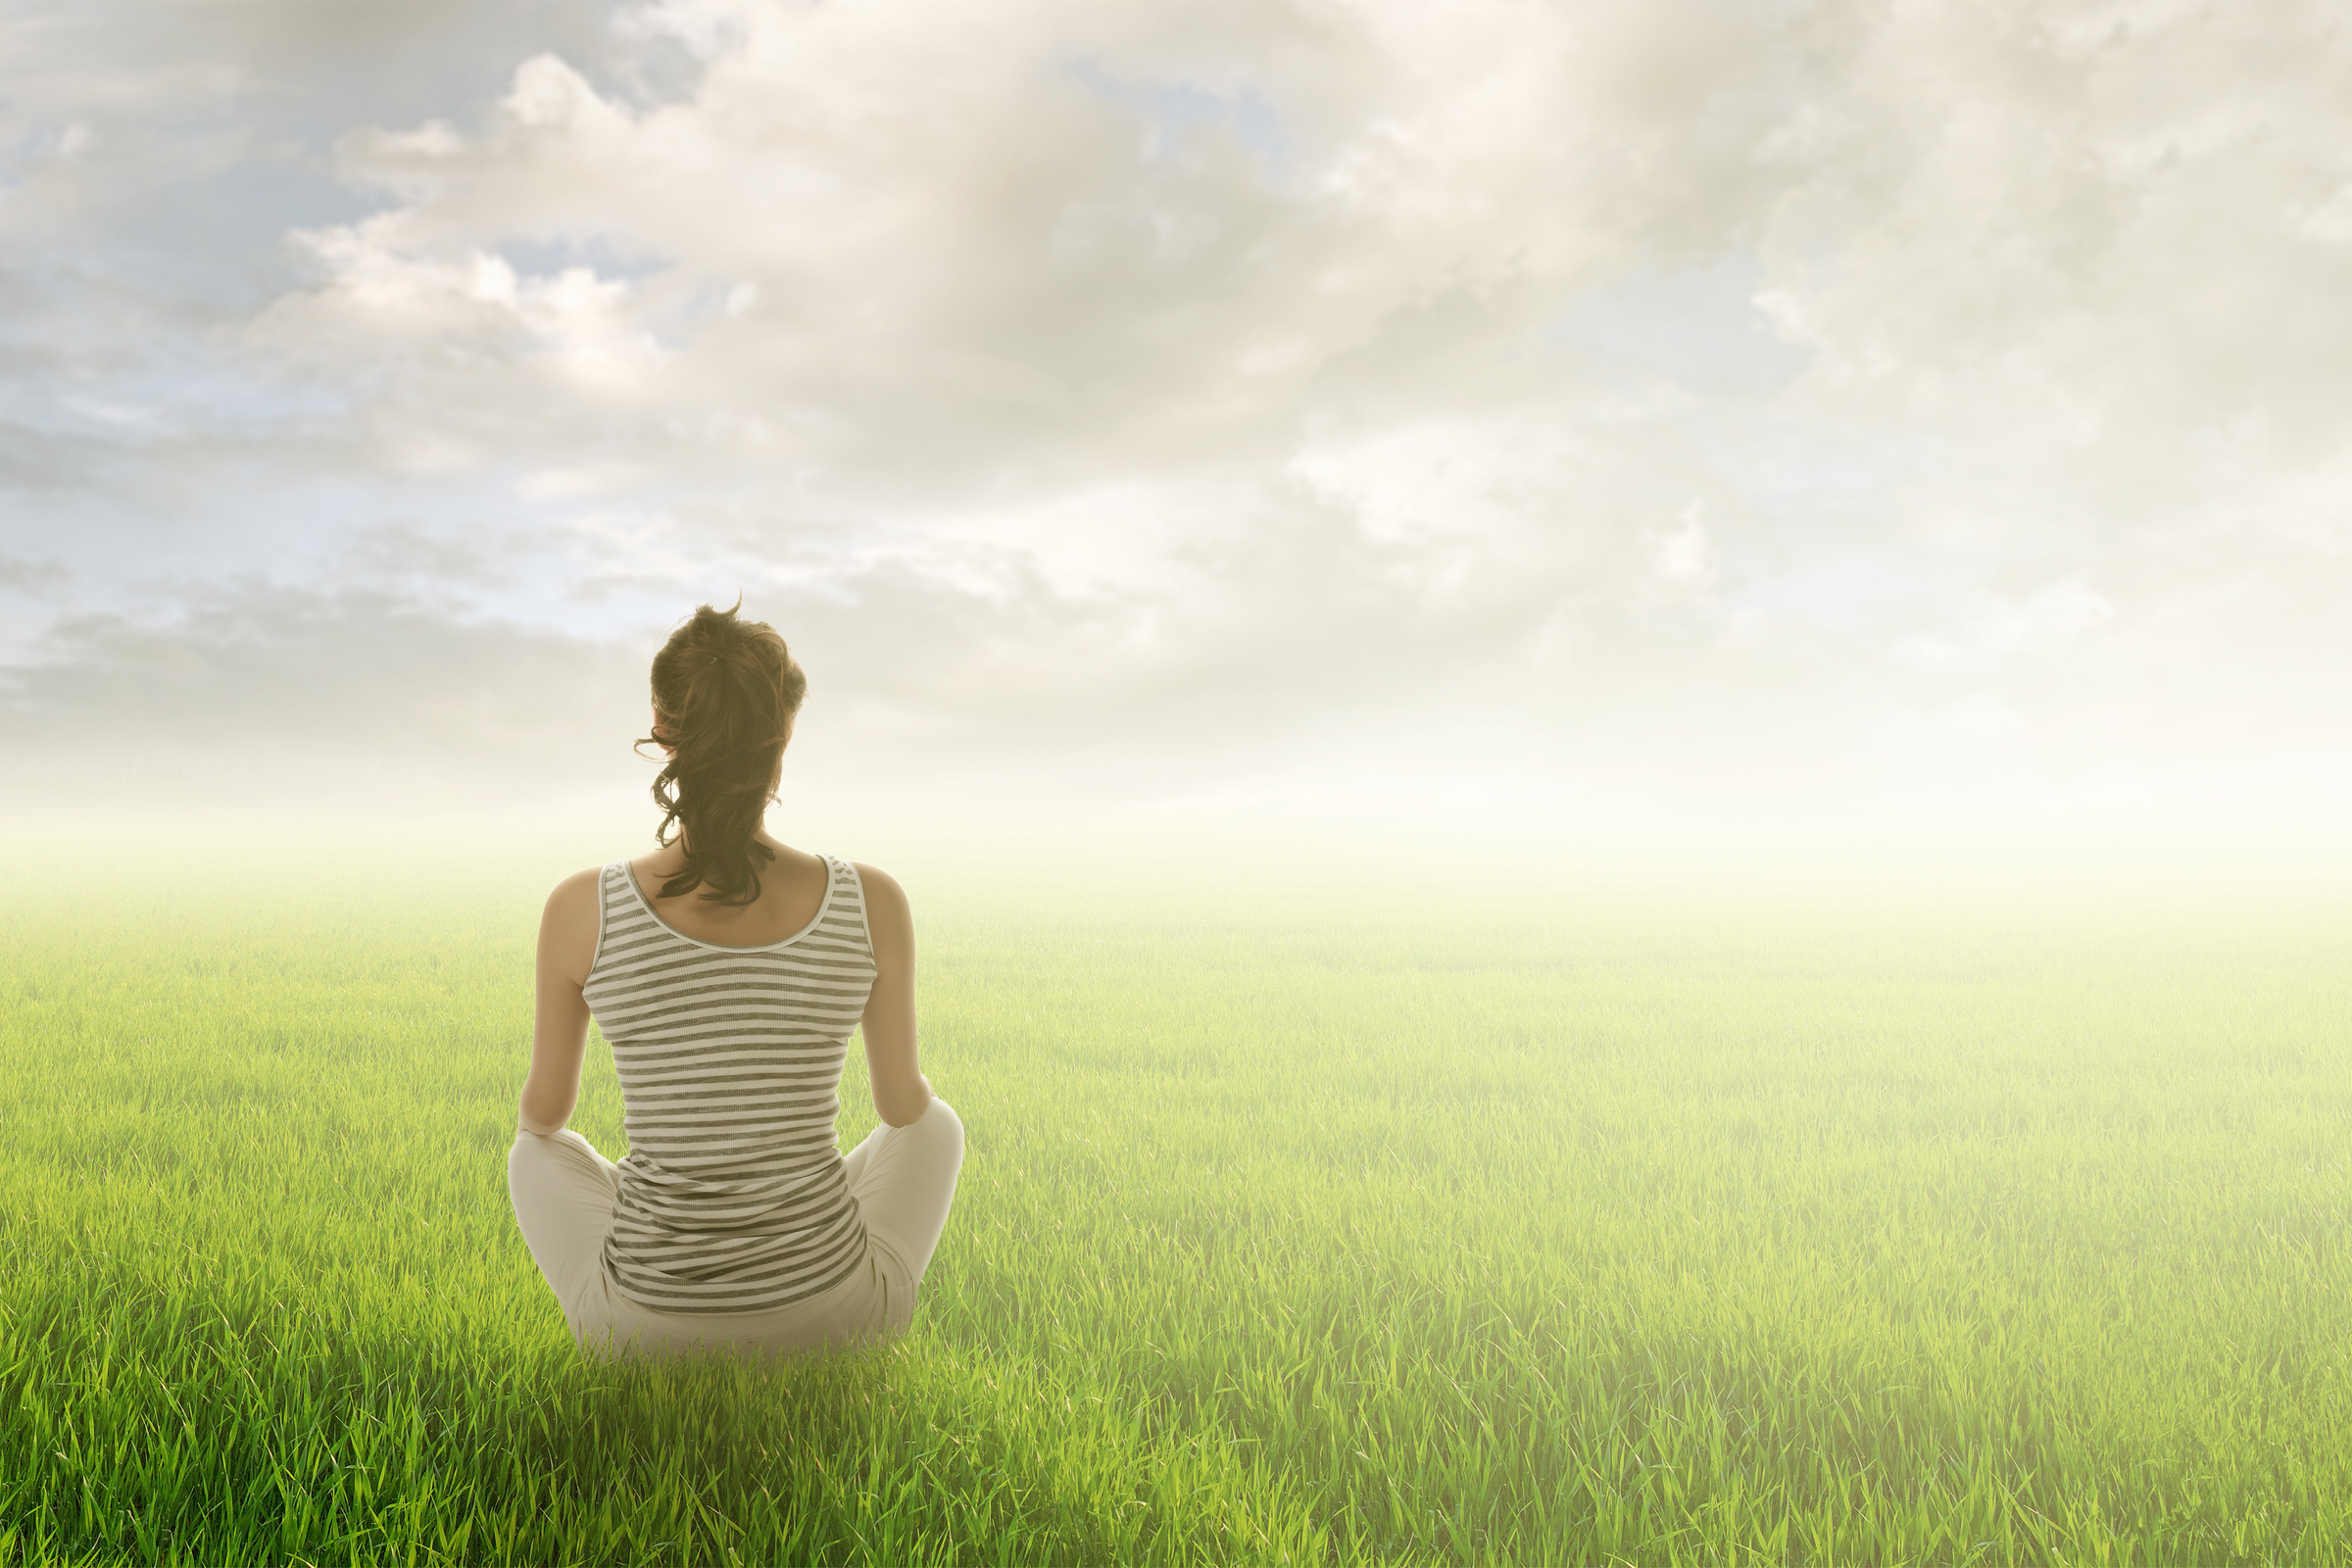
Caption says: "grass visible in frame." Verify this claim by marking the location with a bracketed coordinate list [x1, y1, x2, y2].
[2, 854, 2349, 1563]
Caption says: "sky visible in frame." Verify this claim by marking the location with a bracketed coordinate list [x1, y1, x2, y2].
[3, 0, 2348, 870]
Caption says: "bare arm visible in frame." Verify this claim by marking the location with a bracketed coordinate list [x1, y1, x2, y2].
[518, 868, 601, 1137]
[855, 862, 933, 1127]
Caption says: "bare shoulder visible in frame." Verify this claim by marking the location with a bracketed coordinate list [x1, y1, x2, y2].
[539, 866, 605, 980]
[851, 860, 907, 912]
[545, 865, 604, 917]
[852, 862, 912, 956]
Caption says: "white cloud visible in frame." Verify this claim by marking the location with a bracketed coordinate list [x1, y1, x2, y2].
[1654, 507, 1712, 584]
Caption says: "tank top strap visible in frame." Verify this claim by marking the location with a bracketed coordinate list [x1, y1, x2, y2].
[825, 854, 875, 963]
[587, 860, 628, 983]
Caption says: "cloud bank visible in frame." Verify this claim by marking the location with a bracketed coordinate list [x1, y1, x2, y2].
[2, 0, 2347, 854]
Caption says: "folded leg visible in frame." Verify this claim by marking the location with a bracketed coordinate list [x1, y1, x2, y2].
[508, 1127, 622, 1344]
[840, 1098, 964, 1323]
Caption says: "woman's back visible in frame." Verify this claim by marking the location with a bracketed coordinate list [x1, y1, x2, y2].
[581, 853, 878, 1314]
[510, 599, 959, 1361]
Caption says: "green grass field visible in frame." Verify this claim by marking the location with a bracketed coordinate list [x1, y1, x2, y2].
[4, 855, 2350, 1564]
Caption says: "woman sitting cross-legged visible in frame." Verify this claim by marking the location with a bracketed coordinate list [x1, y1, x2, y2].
[508, 600, 964, 1361]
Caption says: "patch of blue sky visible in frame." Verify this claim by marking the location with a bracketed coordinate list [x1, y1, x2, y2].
[498, 233, 671, 285]
[1545, 252, 1806, 399]
[1, 116, 85, 159]
[1689, 410, 1976, 639]
[1690, 402, 1921, 517]
[1539, 251, 1992, 638]
[0, 332, 359, 447]
[37, 161, 380, 316]
[3, 478, 418, 609]
[0, 596, 70, 675]
[1066, 61, 1289, 172]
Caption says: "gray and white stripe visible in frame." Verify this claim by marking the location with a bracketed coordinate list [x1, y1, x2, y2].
[581, 855, 876, 1314]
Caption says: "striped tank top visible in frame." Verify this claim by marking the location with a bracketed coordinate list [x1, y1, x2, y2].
[580, 854, 876, 1314]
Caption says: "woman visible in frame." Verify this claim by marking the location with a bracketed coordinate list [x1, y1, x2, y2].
[508, 601, 963, 1361]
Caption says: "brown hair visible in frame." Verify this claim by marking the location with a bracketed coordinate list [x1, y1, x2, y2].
[635, 600, 808, 906]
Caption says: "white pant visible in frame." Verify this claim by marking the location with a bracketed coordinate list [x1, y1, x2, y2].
[508, 1098, 964, 1362]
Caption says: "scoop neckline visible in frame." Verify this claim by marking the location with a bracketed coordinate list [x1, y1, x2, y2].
[620, 854, 835, 953]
